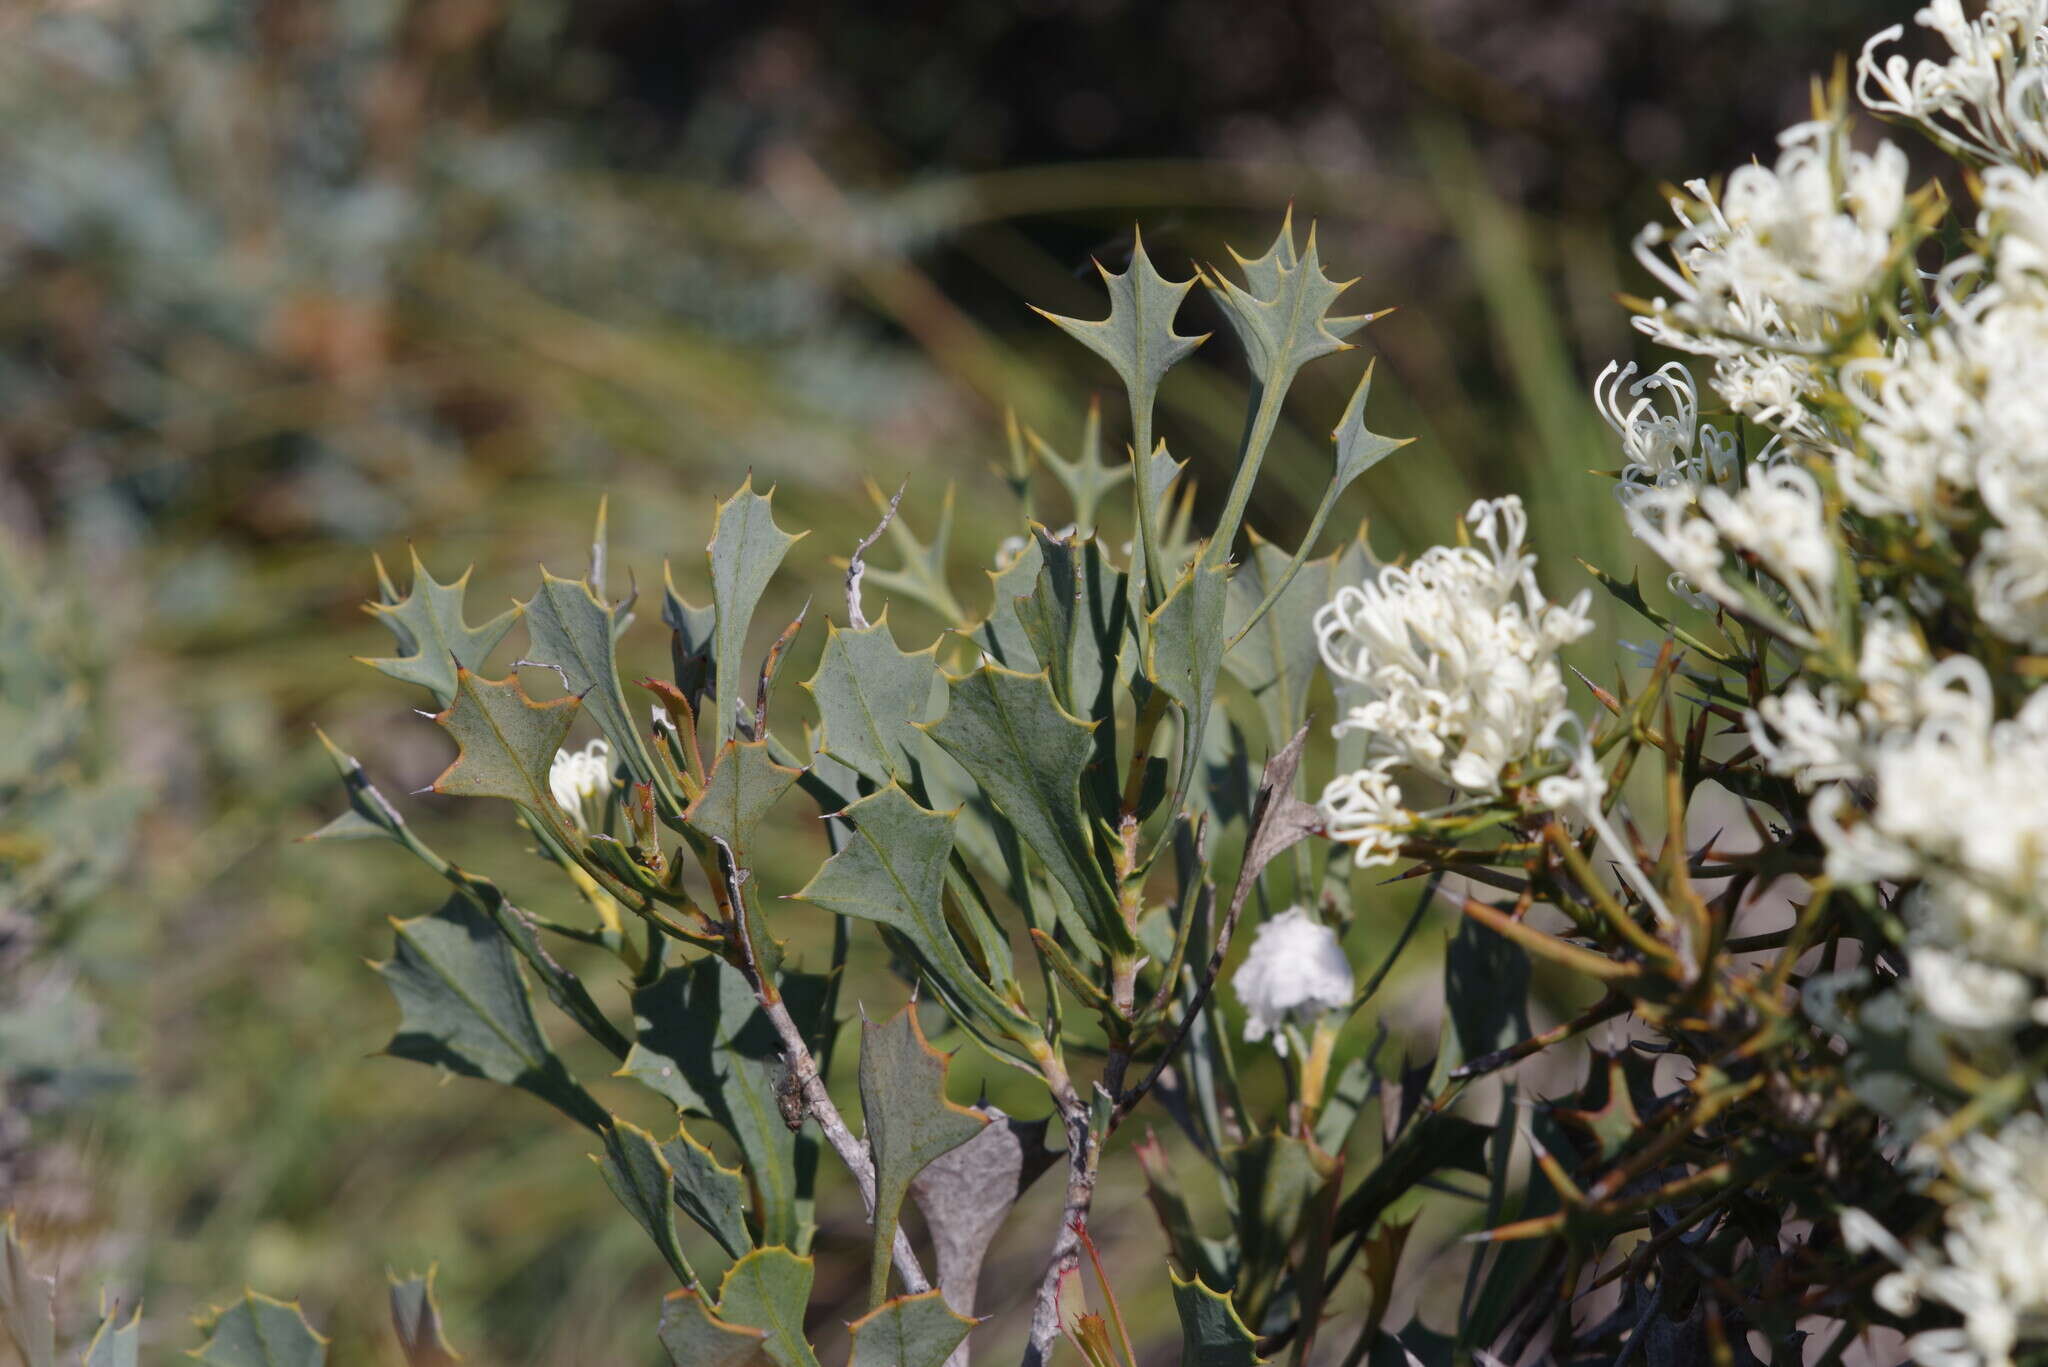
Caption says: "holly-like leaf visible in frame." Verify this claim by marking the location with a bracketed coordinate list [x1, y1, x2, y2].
[713, 1248, 819, 1367]
[358, 550, 519, 707]
[1032, 230, 1205, 426]
[802, 617, 942, 788]
[846, 1291, 976, 1367]
[1170, 1272, 1265, 1367]
[522, 569, 665, 793]
[709, 479, 805, 749]
[426, 669, 579, 822]
[665, 1121, 755, 1261]
[1025, 399, 1128, 536]
[662, 567, 719, 711]
[1205, 224, 1374, 389]
[909, 1107, 1057, 1326]
[920, 667, 1119, 947]
[0, 1215, 54, 1367]
[1147, 558, 1230, 815]
[1330, 360, 1412, 489]
[376, 893, 607, 1132]
[794, 787, 1020, 1041]
[387, 1268, 458, 1367]
[970, 540, 1046, 673]
[687, 740, 802, 853]
[81, 1297, 140, 1367]
[1013, 531, 1130, 727]
[620, 957, 823, 1248]
[191, 1293, 328, 1367]
[858, 1005, 989, 1306]
[658, 1292, 774, 1367]
[595, 1119, 697, 1286]
[303, 727, 407, 846]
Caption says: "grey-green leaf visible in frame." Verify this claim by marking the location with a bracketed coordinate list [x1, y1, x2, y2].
[426, 669, 579, 825]
[596, 1119, 697, 1286]
[713, 1248, 819, 1367]
[522, 569, 665, 792]
[1170, 1272, 1265, 1367]
[858, 1005, 988, 1306]
[387, 1268, 458, 1367]
[81, 1298, 140, 1367]
[0, 1215, 54, 1367]
[919, 667, 1118, 946]
[846, 1291, 977, 1367]
[1033, 230, 1205, 410]
[1206, 225, 1369, 389]
[658, 1292, 774, 1367]
[621, 957, 822, 1249]
[359, 550, 520, 706]
[190, 1293, 328, 1367]
[1025, 400, 1127, 536]
[1147, 557, 1230, 814]
[802, 617, 942, 788]
[794, 787, 1019, 1038]
[377, 893, 607, 1132]
[687, 740, 802, 853]
[708, 478, 804, 749]
[664, 1121, 755, 1261]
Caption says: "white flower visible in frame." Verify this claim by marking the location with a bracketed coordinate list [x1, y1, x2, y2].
[1909, 945, 2038, 1031]
[1234, 907, 1354, 1051]
[1858, 0, 2048, 167]
[1595, 360, 1741, 504]
[1848, 1111, 2048, 1367]
[1316, 496, 1592, 798]
[1317, 760, 1410, 868]
[1625, 463, 1837, 641]
[1748, 684, 1866, 791]
[549, 738, 612, 826]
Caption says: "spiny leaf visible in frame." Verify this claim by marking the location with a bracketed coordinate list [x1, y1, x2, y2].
[847, 1291, 977, 1367]
[302, 727, 406, 846]
[664, 1120, 755, 1261]
[909, 1108, 1057, 1327]
[387, 1268, 458, 1367]
[709, 478, 805, 749]
[662, 566, 719, 710]
[1331, 360, 1412, 488]
[1032, 230, 1205, 414]
[426, 669, 579, 824]
[686, 740, 802, 854]
[522, 569, 665, 793]
[619, 957, 824, 1249]
[358, 550, 519, 707]
[1205, 223, 1375, 388]
[0, 1215, 54, 1367]
[794, 787, 1021, 1042]
[595, 1119, 697, 1286]
[376, 893, 607, 1132]
[1013, 531, 1131, 730]
[1226, 1130, 1337, 1319]
[81, 1296, 140, 1367]
[1169, 1272, 1265, 1367]
[713, 1248, 819, 1367]
[1146, 558, 1230, 816]
[1025, 399, 1128, 536]
[658, 1292, 774, 1367]
[190, 1293, 328, 1367]
[920, 667, 1120, 948]
[803, 616, 943, 788]
[971, 539, 1047, 673]
[858, 1004, 989, 1306]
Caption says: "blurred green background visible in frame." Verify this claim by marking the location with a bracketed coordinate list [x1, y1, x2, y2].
[0, 1, 1905, 1362]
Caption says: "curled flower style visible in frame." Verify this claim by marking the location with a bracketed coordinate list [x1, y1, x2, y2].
[1317, 759, 1409, 868]
[1845, 1110, 2048, 1367]
[1859, 0, 2048, 167]
[1594, 360, 1746, 506]
[548, 737, 612, 828]
[1233, 906, 1354, 1052]
[1315, 495, 1592, 799]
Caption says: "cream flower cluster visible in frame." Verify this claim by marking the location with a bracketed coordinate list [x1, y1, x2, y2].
[1845, 1111, 2048, 1367]
[1859, 1, 2048, 167]
[1313, 496, 1591, 867]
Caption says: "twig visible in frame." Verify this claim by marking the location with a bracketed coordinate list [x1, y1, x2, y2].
[847, 479, 907, 630]
[716, 838, 931, 1294]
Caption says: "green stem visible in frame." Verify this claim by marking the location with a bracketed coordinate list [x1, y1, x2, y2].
[1208, 377, 1291, 569]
